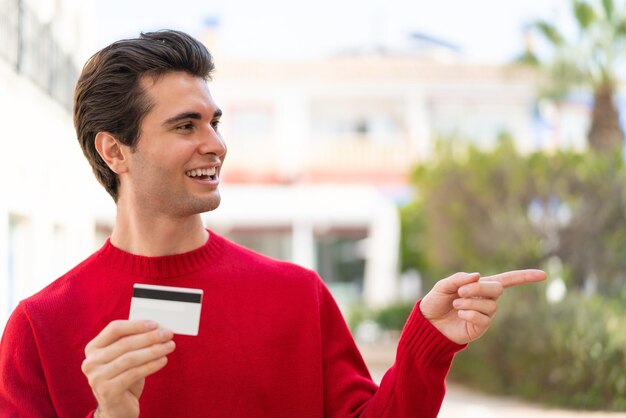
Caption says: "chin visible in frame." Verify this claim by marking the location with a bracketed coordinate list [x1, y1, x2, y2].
[198, 195, 221, 214]
[171, 192, 221, 216]
[203, 201, 221, 213]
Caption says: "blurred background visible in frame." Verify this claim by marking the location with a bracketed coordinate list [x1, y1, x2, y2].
[1, 0, 626, 414]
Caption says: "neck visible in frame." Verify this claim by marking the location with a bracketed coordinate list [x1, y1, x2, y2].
[110, 202, 209, 256]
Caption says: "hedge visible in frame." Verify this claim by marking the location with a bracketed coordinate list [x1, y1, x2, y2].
[450, 289, 626, 411]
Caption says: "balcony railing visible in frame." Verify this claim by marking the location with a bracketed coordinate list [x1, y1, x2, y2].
[308, 134, 417, 171]
[0, 0, 79, 110]
[225, 134, 419, 183]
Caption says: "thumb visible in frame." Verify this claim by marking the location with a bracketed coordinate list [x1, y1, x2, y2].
[433, 272, 481, 295]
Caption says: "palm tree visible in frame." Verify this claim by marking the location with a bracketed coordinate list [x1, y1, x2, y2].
[519, 0, 626, 153]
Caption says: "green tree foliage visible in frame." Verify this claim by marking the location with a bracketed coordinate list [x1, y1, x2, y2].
[451, 289, 626, 411]
[518, 0, 626, 152]
[557, 152, 626, 294]
[402, 135, 542, 288]
[400, 136, 626, 297]
[400, 139, 626, 409]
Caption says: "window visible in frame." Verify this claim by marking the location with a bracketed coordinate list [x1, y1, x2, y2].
[229, 106, 273, 138]
[310, 98, 404, 140]
[7, 214, 30, 317]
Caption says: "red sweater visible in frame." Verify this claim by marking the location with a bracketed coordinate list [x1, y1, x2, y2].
[0, 231, 464, 417]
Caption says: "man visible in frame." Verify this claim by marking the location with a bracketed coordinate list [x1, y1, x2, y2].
[0, 30, 545, 417]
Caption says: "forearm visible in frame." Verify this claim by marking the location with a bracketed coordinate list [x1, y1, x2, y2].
[355, 300, 465, 417]
[319, 275, 465, 417]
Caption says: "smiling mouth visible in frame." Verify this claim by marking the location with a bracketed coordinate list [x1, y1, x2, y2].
[185, 167, 217, 181]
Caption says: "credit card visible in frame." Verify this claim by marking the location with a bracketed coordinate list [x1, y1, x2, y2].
[128, 284, 203, 336]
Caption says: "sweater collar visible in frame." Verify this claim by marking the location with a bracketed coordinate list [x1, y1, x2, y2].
[97, 230, 222, 279]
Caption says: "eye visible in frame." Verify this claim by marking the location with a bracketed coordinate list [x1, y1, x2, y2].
[176, 122, 194, 132]
[211, 120, 220, 130]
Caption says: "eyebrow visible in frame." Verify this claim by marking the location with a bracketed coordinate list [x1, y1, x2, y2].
[162, 109, 223, 127]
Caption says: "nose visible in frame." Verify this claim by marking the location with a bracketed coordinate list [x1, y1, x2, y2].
[198, 124, 227, 159]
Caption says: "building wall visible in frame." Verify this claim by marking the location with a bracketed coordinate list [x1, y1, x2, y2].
[202, 54, 563, 308]
[0, 0, 99, 330]
[204, 184, 400, 309]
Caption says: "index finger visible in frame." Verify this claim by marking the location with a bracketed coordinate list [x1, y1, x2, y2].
[480, 269, 546, 289]
[85, 319, 158, 353]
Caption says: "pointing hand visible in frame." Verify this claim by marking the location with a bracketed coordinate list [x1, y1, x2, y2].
[420, 270, 546, 345]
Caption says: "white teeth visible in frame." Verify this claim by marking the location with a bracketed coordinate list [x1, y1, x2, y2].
[185, 167, 217, 177]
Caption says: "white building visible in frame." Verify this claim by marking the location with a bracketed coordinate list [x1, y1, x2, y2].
[0, 0, 98, 330]
[191, 37, 580, 310]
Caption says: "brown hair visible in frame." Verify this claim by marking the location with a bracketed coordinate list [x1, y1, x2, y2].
[73, 30, 215, 201]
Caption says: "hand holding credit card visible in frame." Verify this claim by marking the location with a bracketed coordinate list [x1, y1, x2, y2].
[128, 284, 203, 336]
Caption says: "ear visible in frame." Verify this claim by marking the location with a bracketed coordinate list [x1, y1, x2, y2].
[94, 132, 129, 174]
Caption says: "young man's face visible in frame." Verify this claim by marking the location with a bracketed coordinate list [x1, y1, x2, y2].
[119, 71, 226, 218]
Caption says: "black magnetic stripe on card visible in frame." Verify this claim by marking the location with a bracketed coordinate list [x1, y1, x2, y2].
[133, 287, 202, 303]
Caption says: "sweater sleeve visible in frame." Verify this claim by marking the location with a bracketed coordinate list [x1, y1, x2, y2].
[0, 303, 57, 416]
[0, 304, 97, 418]
[318, 280, 466, 418]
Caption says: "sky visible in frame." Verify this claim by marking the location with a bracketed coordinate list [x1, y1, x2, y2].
[95, 0, 569, 63]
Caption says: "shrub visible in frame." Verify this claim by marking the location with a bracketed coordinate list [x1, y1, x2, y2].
[372, 303, 414, 331]
[348, 302, 414, 333]
[450, 288, 626, 411]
